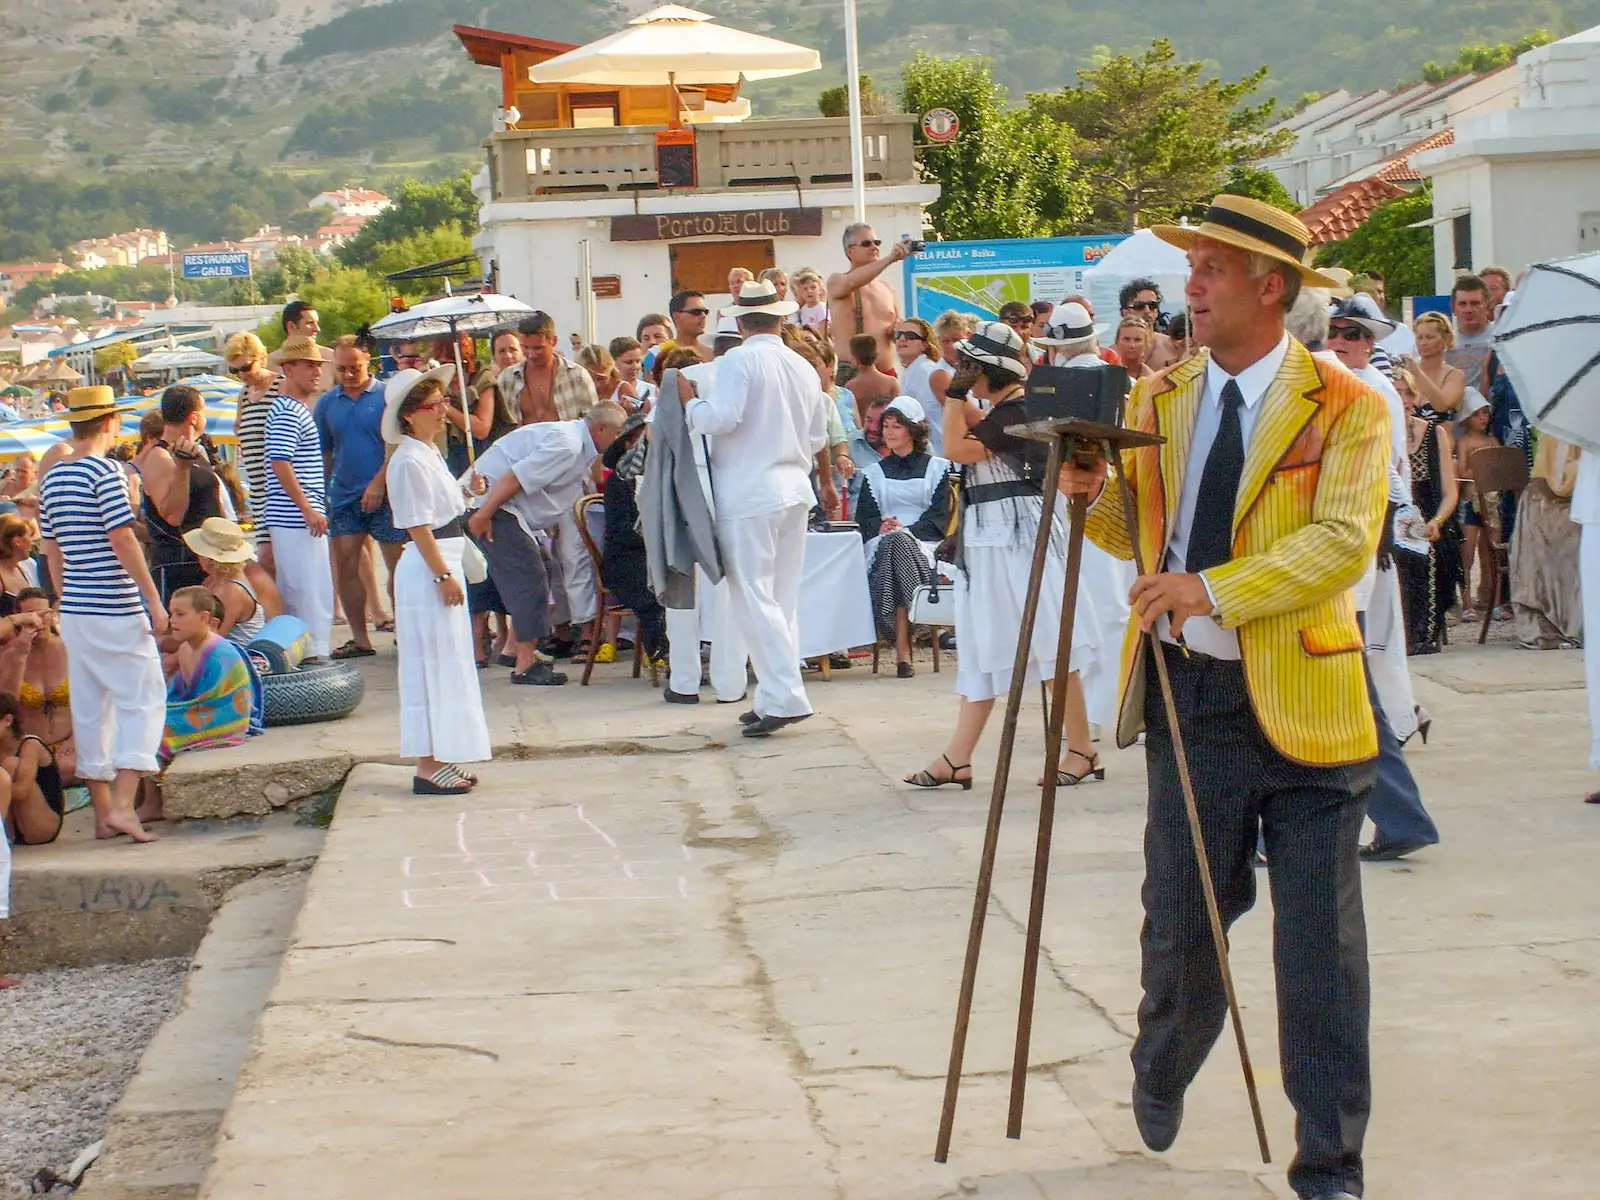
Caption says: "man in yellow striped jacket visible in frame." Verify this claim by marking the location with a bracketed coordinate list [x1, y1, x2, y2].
[1062, 196, 1390, 1200]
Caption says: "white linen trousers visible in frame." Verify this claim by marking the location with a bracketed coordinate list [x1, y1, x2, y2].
[666, 567, 750, 702]
[395, 536, 491, 764]
[58, 611, 165, 780]
[270, 525, 334, 658]
[717, 503, 812, 719]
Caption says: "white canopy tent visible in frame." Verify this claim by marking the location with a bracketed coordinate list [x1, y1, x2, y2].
[1081, 229, 1192, 329]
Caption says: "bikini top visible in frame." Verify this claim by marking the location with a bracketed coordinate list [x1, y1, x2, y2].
[20, 676, 70, 711]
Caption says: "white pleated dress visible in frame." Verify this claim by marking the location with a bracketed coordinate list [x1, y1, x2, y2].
[386, 436, 491, 765]
[953, 455, 1102, 703]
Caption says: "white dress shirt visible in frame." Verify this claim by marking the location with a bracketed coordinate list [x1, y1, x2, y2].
[1316, 355, 1406, 612]
[685, 333, 828, 518]
[1162, 333, 1292, 658]
[463, 420, 596, 535]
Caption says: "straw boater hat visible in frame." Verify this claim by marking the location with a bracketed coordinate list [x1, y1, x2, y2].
[268, 335, 329, 367]
[381, 364, 456, 444]
[63, 385, 120, 421]
[953, 321, 1029, 378]
[1033, 302, 1107, 347]
[183, 517, 257, 564]
[722, 278, 798, 319]
[1153, 194, 1342, 288]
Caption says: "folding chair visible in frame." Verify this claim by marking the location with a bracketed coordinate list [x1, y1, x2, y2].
[573, 494, 660, 687]
[1468, 445, 1531, 645]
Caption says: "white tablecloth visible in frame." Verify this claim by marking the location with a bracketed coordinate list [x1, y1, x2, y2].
[797, 530, 876, 657]
[698, 530, 875, 659]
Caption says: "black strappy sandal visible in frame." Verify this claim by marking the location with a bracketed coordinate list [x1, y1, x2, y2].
[1052, 749, 1106, 787]
[905, 754, 973, 790]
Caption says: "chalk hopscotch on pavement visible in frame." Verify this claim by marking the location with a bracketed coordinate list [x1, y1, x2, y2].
[401, 804, 695, 908]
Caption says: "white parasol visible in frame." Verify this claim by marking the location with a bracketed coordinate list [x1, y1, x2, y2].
[528, 5, 820, 87]
[1493, 252, 1600, 452]
[371, 292, 536, 466]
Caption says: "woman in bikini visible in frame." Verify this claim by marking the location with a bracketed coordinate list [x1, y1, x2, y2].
[0, 588, 77, 784]
[183, 518, 284, 645]
[0, 686, 65, 846]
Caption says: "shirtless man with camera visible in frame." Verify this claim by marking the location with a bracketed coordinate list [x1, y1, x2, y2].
[826, 224, 922, 382]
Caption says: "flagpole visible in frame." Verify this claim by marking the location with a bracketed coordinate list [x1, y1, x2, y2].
[842, 0, 866, 222]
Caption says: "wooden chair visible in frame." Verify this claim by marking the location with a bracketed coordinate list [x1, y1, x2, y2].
[1468, 445, 1531, 645]
[572, 494, 660, 688]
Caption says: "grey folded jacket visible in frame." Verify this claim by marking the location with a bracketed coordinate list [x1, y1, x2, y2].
[640, 367, 722, 608]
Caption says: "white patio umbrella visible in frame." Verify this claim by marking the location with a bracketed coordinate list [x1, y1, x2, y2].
[370, 292, 537, 466]
[528, 5, 820, 88]
[1493, 251, 1600, 452]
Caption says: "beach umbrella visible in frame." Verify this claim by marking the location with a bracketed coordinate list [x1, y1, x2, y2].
[371, 292, 537, 466]
[1494, 251, 1600, 453]
[0, 385, 31, 400]
[174, 373, 244, 406]
[0, 420, 72, 463]
[529, 5, 820, 87]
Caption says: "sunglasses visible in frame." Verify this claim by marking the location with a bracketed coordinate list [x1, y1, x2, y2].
[335, 364, 365, 374]
[1003, 315, 1031, 327]
[852, 239, 882, 249]
[226, 364, 248, 376]
[1125, 300, 1161, 312]
[681, 307, 710, 317]
[1328, 325, 1371, 342]
[893, 330, 924, 341]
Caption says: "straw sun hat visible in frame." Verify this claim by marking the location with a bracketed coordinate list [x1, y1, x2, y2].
[183, 517, 257, 564]
[381, 364, 456, 445]
[1153, 194, 1341, 288]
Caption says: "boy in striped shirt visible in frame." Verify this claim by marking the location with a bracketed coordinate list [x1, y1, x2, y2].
[39, 386, 167, 843]
[263, 335, 334, 658]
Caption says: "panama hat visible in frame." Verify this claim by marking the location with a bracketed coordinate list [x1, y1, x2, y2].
[1329, 294, 1396, 340]
[1153, 194, 1342, 288]
[722, 278, 799, 319]
[1318, 266, 1357, 300]
[183, 517, 257, 564]
[1033, 302, 1108, 347]
[63, 385, 120, 421]
[268, 335, 329, 367]
[953, 320, 1029, 378]
[382, 364, 456, 444]
[884, 396, 927, 424]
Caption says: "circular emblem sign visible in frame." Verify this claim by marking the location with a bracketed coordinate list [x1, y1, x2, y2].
[921, 107, 960, 143]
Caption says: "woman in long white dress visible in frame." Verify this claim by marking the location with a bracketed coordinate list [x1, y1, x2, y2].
[904, 321, 1103, 791]
[893, 317, 952, 455]
[382, 366, 492, 795]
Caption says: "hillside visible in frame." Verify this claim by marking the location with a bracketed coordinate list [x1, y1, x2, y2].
[1, 0, 1597, 181]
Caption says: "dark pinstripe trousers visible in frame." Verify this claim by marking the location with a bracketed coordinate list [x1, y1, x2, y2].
[1133, 643, 1377, 1199]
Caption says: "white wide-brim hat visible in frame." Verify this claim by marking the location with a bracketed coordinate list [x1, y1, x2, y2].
[382, 364, 456, 445]
[1328, 294, 1397, 340]
[721, 278, 799, 318]
[952, 320, 1029, 378]
[1033, 302, 1109, 347]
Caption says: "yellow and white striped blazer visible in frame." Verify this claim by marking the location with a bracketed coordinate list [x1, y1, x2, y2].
[1085, 339, 1391, 766]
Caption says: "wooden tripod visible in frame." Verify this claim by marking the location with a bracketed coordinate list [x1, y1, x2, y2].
[933, 416, 1270, 1166]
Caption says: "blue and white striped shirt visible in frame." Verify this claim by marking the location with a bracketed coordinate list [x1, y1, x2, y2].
[39, 456, 144, 617]
[263, 394, 325, 529]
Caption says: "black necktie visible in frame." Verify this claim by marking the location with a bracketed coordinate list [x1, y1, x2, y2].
[1186, 379, 1245, 573]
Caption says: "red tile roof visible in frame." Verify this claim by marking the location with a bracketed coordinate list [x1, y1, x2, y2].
[1373, 128, 1456, 183]
[1301, 177, 1409, 245]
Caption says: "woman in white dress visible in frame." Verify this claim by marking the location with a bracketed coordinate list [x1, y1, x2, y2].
[855, 397, 952, 678]
[382, 366, 492, 795]
[893, 317, 952, 456]
[904, 322, 1103, 791]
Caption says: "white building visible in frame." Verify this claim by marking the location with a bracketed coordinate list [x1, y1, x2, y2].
[457, 23, 936, 344]
[309, 188, 391, 219]
[1264, 69, 1519, 206]
[1415, 26, 1600, 290]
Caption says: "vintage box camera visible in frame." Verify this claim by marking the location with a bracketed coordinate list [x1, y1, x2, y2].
[1023, 364, 1127, 428]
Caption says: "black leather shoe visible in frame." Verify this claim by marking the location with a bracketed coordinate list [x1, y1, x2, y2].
[663, 688, 699, 704]
[896, 661, 914, 679]
[511, 663, 567, 686]
[715, 693, 748, 704]
[738, 710, 761, 725]
[741, 714, 811, 738]
[1359, 839, 1428, 861]
[1131, 1083, 1182, 1152]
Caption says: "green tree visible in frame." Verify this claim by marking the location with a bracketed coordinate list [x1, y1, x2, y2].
[1315, 185, 1435, 300]
[1028, 38, 1295, 232]
[1418, 30, 1554, 83]
[294, 267, 389, 339]
[54, 298, 100, 324]
[900, 54, 1087, 240]
[337, 173, 478, 269]
[372, 229, 478, 299]
[818, 75, 890, 118]
[1219, 166, 1301, 213]
[274, 245, 322, 295]
[93, 341, 140, 376]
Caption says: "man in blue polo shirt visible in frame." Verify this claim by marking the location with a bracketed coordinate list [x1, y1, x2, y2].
[315, 335, 404, 658]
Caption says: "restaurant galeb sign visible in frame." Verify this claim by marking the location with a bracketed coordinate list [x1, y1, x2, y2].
[612, 208, 823, 242]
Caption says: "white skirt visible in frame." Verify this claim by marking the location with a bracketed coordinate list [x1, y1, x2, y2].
[953, 538, 1102, 703]
[396, 537, 492, 764]
[1077, 541, 1135, 728]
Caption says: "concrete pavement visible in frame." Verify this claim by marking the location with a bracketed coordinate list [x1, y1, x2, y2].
[199, 643, 1600, 1199]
